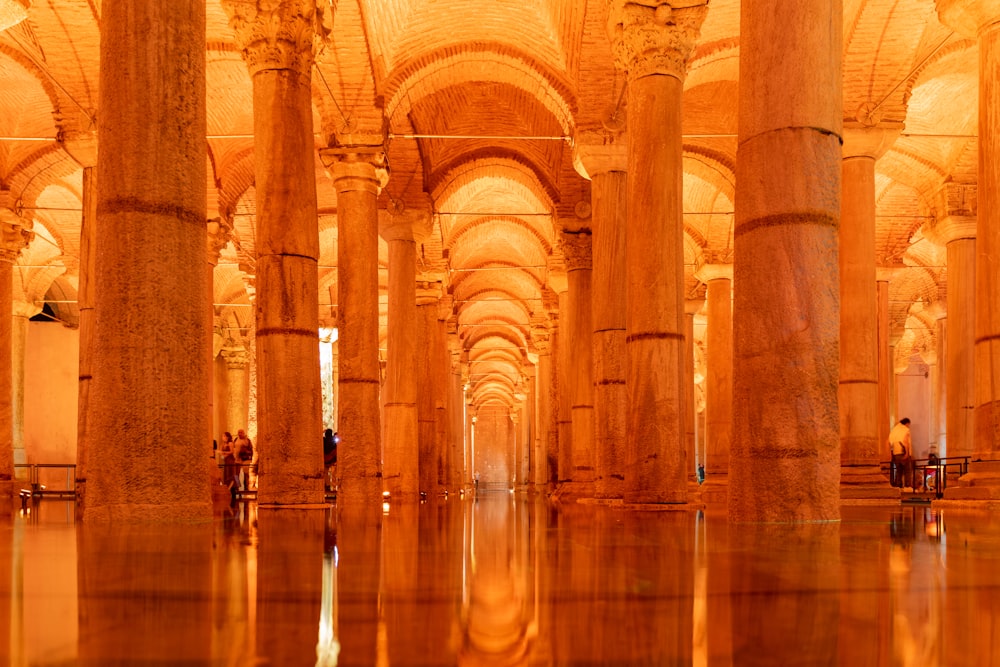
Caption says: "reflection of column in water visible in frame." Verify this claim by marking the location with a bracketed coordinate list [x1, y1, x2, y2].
[334, 503, 381, 665]
[316, 507, 339, 666]
[459, 496, 534, 664]
[255, 509, 324, 666]
[889, 507, 944, 666]
[693, 511, 707, 667]
[731, 523, 840, 665]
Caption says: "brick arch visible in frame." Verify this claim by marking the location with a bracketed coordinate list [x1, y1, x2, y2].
[385, 43, 576, 135]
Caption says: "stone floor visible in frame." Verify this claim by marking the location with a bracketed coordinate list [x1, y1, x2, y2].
[2, 494, 998, 665]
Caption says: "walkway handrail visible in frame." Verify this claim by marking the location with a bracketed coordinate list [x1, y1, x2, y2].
[14, 463, 76, 497]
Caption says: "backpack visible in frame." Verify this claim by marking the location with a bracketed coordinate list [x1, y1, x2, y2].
[239, 440, 253, 461]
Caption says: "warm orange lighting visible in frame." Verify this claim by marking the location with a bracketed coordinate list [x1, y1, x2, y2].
[0, 0, 29, 32]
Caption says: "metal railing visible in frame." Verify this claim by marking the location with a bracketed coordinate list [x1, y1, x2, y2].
[14, 463, 76, 498]
[881, 456, 969, 499]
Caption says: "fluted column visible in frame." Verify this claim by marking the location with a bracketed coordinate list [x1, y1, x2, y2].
[936, 0, 1000, 463]
[922, 205, 976, 461]
[609, 0, 707, 504]
[379, 207, 431, 501]
[731, 0, 842, 521]
[225, 0, 325, 505]
[87, 0, 209, 521]
[560, 230, 595, 488]
[321, 149, 387, 503]
[574, 138, 627, 499]
[840, 126, 901, 497]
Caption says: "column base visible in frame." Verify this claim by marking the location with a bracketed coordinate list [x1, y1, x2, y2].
[940, 460, 1000, 500]
[840, 464, 899, 504]
[699, 476, 729, 505]
[549, 480, 595, 503]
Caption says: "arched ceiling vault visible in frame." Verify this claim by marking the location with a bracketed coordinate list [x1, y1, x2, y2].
[0, 0, 981, 412]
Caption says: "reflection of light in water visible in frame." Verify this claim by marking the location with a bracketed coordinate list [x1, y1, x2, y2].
[316, 548, 340, 666]
[692, 512, 707, 667]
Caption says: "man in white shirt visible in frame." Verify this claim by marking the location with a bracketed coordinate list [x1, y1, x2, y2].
[888, 418, 914, 490]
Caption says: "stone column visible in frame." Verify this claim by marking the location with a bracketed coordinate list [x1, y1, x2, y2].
[415, 281, 442, 496]
[434, 299, 453, 493]
[11, 300, 39, 475]
[379, 208, 431, 501]
[447, 334, 466, 491]
[0, 193, 34, 490]
[922, 206, 976, 461]
[876, 270, 893, 450]
[560, 230, 595, 488]
[550, 277, 572, 485]
[936, 0, 1000, 465]
[320, 149, 387, 503]
[522, 366, 536, 490]
[530, 324, 553, 491]
[608, 1, 707, 504]
[684, 299, 703, 483]
[225, 0, 324, 505]
[574, 138, 627, 500]
[222, 346, 251, 437]
[206, 213, 232, 484]
[730, 0, 842, 522]
[839, 126, 901, 497]
[695, 264, 732, 478]
[934, 313, 948, 452]
[70, 168, 97, 502]
[87, 0, 209, 520]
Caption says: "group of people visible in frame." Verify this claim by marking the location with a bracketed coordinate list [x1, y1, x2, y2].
[218, 427, 340, 498]
[220, 429, 254, 500]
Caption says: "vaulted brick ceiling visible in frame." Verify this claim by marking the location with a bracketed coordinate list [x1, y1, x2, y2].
[0, 0, 979, 408]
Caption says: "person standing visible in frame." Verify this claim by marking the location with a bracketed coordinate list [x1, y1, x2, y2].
[888, 418, 914, 490]
[323, 429, 338, 491]
[233, 428, 253, 491]
[220, 431, 237, 498]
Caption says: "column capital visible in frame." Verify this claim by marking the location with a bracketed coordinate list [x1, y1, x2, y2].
[12, 300, 41, 319]
[221, 346, 250, 370]
[694, 262, 732, 283]
[573, 129, 628, 179]
[207, 215, 234, 266]
[320, 148, 389, 195]
[842, 122, 904, 159]
[0, 188, 33, 264]
[378, 203, 433, 243]
[876, 265, 903, 282]
[607, 0, 708, 81]
[935, 0, 1000, 37]
[416, 280, 442, 306]
[559, 229, 592, 271]
[685, 298, 705, 315]
[923, 214, 977, 246]
[58, 127, 99, 169]
[222, 0, 330, 76]
[438, 294, 454, 321]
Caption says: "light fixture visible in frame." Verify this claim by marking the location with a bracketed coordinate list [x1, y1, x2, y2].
[0, 0, 29, 33]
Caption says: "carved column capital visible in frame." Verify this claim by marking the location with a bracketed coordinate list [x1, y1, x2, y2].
[559, 230, 592, 271]
[207, 215, 234, 266]
[222, 0, 330, 76]
[607, 0, 709, 81]
[922, 183, 977, 246]
[936, 0, 1000, 37]
[0, 188, 33, 264]
[222, 346, 251, 370]
[320, 148, 389, 196]
[416, 280, 442, 306]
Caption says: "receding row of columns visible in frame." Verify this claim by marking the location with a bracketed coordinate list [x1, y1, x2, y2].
[37, 0, 1000, 519]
